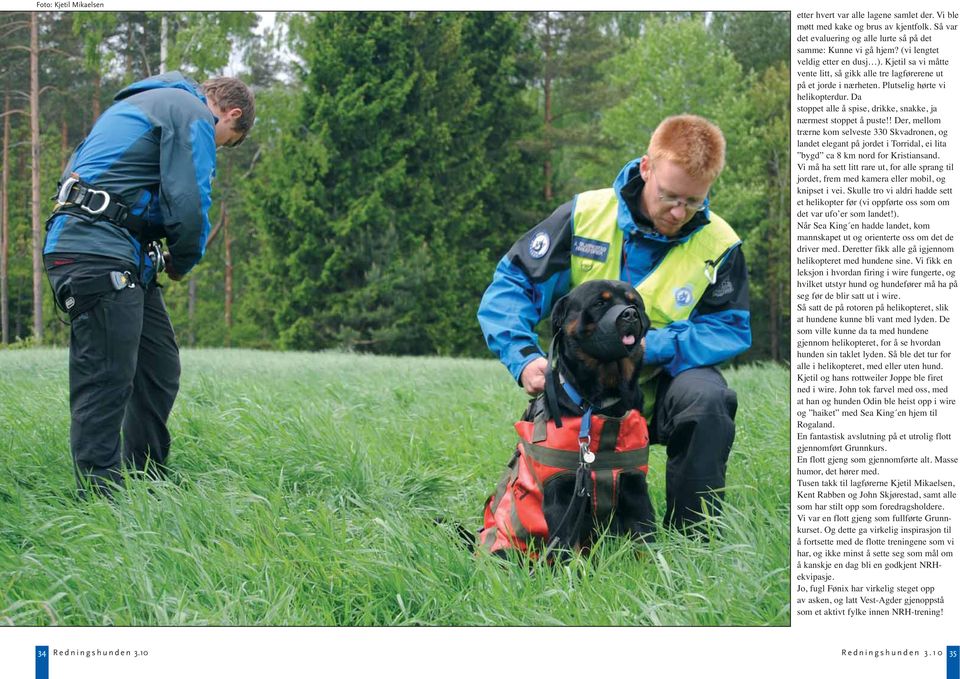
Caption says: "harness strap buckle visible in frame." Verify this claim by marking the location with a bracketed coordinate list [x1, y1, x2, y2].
[109, 271, 136, 290]
[80, 188, 111, 215]
[579, 436, 594, 465]
[56, 175, 79, 206]
[147, 241, 165, 274]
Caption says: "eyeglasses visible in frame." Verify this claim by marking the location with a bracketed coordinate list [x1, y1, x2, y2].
[651, 168, 707, 213]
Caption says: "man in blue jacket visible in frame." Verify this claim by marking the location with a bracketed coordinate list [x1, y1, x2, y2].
[44, 72, 254, 495]
[478, 115, 750, 531]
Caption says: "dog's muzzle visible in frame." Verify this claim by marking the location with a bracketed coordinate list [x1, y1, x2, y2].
[578, 304, 641, 361]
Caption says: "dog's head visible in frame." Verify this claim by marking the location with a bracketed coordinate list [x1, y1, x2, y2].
[550, 280, 650, 409]
[552, 280, 650, 363]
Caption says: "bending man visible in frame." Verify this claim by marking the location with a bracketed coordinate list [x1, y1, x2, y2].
[44, 72, 255, 495]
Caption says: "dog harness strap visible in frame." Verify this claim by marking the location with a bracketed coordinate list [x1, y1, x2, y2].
[578, 406, 594, 464]
[578, 407, 592, 439]
[598, 417, 621, 454]
[563, 380, 585, 409]
[593, 468, 618, 519]
[480, 408, 653, 557]
[544, 334, 565, 428]
[532, 414, 548, 443]
[551, 345, 597, 454]
[521, 441, 649, 470]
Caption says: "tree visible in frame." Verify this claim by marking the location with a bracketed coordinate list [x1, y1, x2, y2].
[71, 13, 118, 121]
[589, 16, 750, 185]
[160, 12, 258, 78]
[247, 12, 539, 354]
[710, 12, 790, 75]
[0, 14, 31, 345]
[1, 24, 30, 344]
[0, 11, 789, 357]
[29, 13, 42, 342]
[152, 16, 274, 348]
[0, 12, 100, 343]
[0, 92, 19, 345]
[738, 63, 790, 361]
[228, 80, 301, 349]
[521, 12, 619, 201]
[457, 12, 543, 254]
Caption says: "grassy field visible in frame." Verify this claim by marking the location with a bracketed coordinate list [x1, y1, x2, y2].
[0, 348, 789, 626]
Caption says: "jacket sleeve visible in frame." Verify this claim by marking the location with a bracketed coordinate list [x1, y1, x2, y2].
[158, 99, 216, 275]
[642, 245, 752, 375]
[477, 201, 574, 383]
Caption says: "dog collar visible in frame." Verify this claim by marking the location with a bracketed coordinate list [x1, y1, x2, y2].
[545, 332, 606, 464]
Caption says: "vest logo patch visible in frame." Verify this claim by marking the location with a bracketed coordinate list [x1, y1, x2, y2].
[674, 284, 695, 308]
[572, 236, 609, 262]
[529, 231, 551, 259]
[708, 278, 734, 301]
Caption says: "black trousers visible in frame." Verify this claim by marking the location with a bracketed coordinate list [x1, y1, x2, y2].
[45, 256, 181, 494]
[650, 367, 739, 530]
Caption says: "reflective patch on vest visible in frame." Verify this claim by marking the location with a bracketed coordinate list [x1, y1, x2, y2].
[529, 231, 551, 259]
[571, 236, 610, 263]
[674, 284, 695, 308]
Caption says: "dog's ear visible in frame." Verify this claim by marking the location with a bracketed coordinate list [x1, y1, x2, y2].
[551, 293, 571, 337]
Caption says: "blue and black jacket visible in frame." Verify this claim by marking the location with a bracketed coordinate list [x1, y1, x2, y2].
[477, 158, 752, 383]
[44, 71, 217, 283]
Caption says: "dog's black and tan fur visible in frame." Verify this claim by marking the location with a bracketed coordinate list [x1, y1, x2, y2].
[526, 279, 656, 551]
[546, 279, 650, 417]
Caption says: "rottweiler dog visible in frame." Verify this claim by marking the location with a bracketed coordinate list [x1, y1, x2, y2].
[479, 279, 656, 558]
[542, 279, 650, 419]
[535, 279, 655, 552]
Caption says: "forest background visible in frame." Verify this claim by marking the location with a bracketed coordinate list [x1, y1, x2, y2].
[0, 11, 789, 363]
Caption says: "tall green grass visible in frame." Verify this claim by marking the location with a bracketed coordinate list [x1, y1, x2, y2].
[1, 349, 788, 626]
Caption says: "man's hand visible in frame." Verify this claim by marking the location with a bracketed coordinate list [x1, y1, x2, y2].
[163, 252, 183, 281]
[520, 356, 548, 396]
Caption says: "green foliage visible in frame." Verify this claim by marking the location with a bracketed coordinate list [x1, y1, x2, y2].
[72, 12, 257, 83]
[72, 13, 118, 76]
[586, 16, 749, 187]
[156, 12, 258, 79]
[736, 63, 791, 361]
[0, 348, 789, 625]
[522, 12, 620, 198]
[248, 12, 539, 355]
[72, 12, 258, 82]
[3, 11, 790, 360]
[710, 12, 790, 75]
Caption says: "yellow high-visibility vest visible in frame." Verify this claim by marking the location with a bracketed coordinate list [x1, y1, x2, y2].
[570, 188, 740, 329]
[569, 188, 740, 415]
